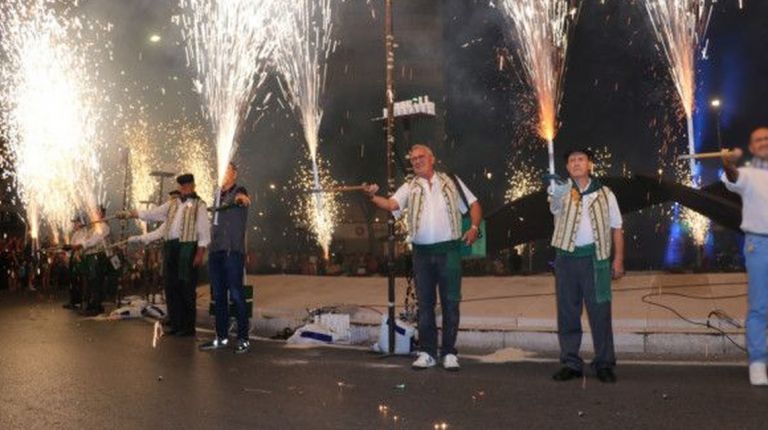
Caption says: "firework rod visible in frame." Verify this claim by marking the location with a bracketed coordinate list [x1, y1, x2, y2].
[677, 150, 738, 161]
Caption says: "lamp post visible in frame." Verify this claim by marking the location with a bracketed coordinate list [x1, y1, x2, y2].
[384, 0, 397, 355]
[710, 98, 723, 149]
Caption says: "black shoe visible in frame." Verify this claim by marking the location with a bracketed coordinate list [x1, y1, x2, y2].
[62, 303, 77, 310]
[176, 329, 196, 337]
[164, 327, 180, 336]
[596, 368, 617, 383]
[552, 367, 583, 381]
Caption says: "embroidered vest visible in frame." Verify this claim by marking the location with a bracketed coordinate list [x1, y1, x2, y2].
[551, 182, 613, 261]
[165, 198, 200, 243]
[406, 172, 462, 240]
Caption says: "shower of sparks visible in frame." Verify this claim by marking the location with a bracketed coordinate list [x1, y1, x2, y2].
[590, 146, 613, 177]
[178, 0, 277, 186]
[172, 120, 216, 205]
[274, 0, 340, 255]
[0, 0, 109, 239]
[681, 205, 709, 246]
[124, 118, 158, 207]
[674, 160, 710, 246]
[643, 0, 714, 181]
[497, 0, 580, 176]
[288, 155, 342, 259]
[504, 162, 542, 203]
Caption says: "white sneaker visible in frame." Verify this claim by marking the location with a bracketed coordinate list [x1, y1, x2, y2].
[749, 362, 768, 386]
[442, 354, 460, 371]
[411, 352, 437, 370]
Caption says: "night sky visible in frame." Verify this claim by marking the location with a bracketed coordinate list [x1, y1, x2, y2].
[4, 0, 768, 267]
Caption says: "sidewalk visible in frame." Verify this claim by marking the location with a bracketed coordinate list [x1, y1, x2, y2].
[195, 272, 750, 358]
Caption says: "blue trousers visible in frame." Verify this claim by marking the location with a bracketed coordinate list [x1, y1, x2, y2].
[209, 251, 249, 340]
[413, 252, 461, 358]
[744, 234, 768, 364]
[554, 254, 616, 371]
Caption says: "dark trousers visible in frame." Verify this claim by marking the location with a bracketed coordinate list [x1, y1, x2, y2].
[164, 243, 198, 332]
[209, 251, 249, 340]
[554, 254, 616, 371]
[413, 252, 461, 358]
[85, 254, 107, 310]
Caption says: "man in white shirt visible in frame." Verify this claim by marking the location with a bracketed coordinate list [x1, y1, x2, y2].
[721, 126, 768, 386]
[364, 144, 482, 371]
[71, 206, 111, 316]
[549, 148, 624, 383]
[118, 174, 210, 336]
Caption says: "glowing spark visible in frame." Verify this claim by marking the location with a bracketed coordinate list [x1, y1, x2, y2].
[505, 161, 542, 203]
[590, 146, 613, 177]
[0, 0, 108, 238]
[498, 0, 580, 176]
[674, 161, 711, 246]
[643, 0, 714, 180]
[173, 120, 216, 204]
[178, 0, 276, 185]
[289, 155, 342, 259]
[274, 0, 339, 255]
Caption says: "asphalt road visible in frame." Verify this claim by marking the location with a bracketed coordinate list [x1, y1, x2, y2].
[1, 291, 767, 430]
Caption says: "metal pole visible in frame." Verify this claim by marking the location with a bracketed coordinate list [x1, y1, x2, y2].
[120, 148, 130, 242]
[385, 0, 396, 355]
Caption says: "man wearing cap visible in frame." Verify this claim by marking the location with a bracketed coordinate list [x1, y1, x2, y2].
[119, 173, 210, 336]
[548, 148, 624, 383]
[199, 162, 253, 354]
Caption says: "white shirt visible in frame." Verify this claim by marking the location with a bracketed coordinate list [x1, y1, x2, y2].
[134, 222, 167, 244]
[79, 224, 111, 254]
[392, 173, 477, 245]
[138, 198, 211, 247]
[573, 180, 623, 247]
[70, 228, 87, 247]
[721, 167, 768, 235]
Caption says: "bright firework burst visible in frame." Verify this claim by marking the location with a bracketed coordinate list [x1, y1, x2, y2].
[674, 160, 710, 246]
[171, 120, 216, 205]
[504, 159, 542, 203]
[177, 0, 277, 185]
[497, 0, 580, 178]
[288, 154, 342, 259]
[643, 0, 714, 183]
[590, 145, 613, 178]
[0, 0, 109, 239]
[274, 0, 340, 256]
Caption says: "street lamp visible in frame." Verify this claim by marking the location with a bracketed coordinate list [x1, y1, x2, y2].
[148, 34, 162, 44]
[710, 98, 723, 149]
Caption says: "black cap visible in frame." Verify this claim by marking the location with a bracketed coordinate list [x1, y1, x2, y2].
[563, 148, 595, 162]
[176, 173, 195, 185]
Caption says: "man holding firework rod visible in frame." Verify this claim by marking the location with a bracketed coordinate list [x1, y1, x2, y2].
[547, 148, 624, 384]
[198, 162, 253, 354]
[721, 127, 768, 386]
[363, 144, 482, 371]
[117, 173, 210, 337]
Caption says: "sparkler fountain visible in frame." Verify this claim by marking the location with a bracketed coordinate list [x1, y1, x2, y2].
[0, 0, 108, 243]
[644, 0, 714, 185]
[178, 0, 277, 209]
[644, 0, 715, 249]
[497, 0, 580, 185]
[274, 0, 340, 258]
